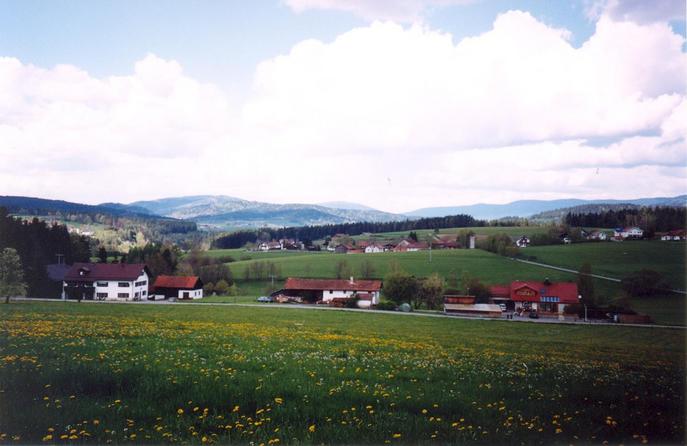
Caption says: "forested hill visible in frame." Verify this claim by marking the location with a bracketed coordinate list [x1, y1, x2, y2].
[564, 207, 686, 235]
[0, 196, 156, 218]
[212, 214, 483, 248]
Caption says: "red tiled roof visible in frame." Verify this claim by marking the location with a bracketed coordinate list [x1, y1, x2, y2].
[64, 263, 148, 281]
[489, 285, 511, 298]
[510, 281, 578, 304]
[284, 277, 382, 292]
[154, 275, 202, 289]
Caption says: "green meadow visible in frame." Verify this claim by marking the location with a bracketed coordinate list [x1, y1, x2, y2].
[523, 241, 686, 289]
[0, 301, 684, 444]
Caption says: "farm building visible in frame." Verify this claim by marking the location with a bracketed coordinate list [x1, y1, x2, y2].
[614, 226, 644, 239]
[660, 229, 686, 241]
[153, 275, 204, 300]
[276, 277, 382, 307]
[489, 281, 578, 315]
[515, 236, 530, 248]
[364, 243, 384, 253]
[586, 230, 608, 241]
[443, 294, 502, 318]
[63, 263, 150, 301]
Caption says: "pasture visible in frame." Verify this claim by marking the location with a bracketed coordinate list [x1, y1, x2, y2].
[523, 241, 686, 289]
[225, 249, 577, 285]
[0, 301, 684, 444]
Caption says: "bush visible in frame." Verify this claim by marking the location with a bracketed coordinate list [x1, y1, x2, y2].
[375, 301, 397, 311]
[214, 279, 229, 295]
[621, 269, 665, 297]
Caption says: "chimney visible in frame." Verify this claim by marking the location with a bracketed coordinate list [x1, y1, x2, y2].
[349, 276, 354, 284]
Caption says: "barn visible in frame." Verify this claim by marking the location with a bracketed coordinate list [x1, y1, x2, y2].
[153, 275, 204, 300]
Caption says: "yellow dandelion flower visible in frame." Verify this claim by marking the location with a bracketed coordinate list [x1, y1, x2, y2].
[42, 435, 53, 442]
[392, 433, 402, 438]
[177, 408, 184, 415]
[274, 397, 283, 404]
[308, 424, 316, 433]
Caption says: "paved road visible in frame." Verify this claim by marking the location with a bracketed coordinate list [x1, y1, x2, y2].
[9, 297, 685, 330]
[513, 258, 686, 295]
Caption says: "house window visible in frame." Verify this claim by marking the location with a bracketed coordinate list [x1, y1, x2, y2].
[96, 292, 108, 298]
[96, 281, 108, 287]
[329, 290, 333, 294]
[118, 282, 130, 287]
[118, 293, 129, 298]
[142, 290, 147, 296]
[135, 280, 147, 287]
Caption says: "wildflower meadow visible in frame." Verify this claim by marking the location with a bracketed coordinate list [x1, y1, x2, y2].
[0, 302, 684, 444]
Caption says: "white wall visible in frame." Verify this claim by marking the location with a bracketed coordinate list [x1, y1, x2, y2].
[177, 288, 203, 299]
[92, 271, 149, 301]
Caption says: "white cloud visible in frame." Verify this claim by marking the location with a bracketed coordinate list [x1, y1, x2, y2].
[586, 0, 685, 24]
[284, 0, 474, 23]
[0, 10, 685, 212]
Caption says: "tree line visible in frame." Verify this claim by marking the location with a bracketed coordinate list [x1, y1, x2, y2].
[212, 214, 484, 249]
[0, 207, 91, 297]
[564, 206, 686, 236]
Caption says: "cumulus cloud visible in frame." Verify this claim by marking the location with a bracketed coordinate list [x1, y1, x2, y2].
[245, 11, 685, 153]
[0, 10, 685, 211]
[586, 0, 685, 24]
[284, 0, 474, 22]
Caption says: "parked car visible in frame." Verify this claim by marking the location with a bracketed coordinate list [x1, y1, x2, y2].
[528, 311, 539, 319]
[257, 296, 272, 303]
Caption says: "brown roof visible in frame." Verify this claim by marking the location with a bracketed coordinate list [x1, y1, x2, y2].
[284, 277, 382, 292]
[154, 275, 202, 290]
[64, 263, 148, 281]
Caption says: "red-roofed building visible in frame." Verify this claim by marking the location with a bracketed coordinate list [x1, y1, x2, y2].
[63, 263, 150, 301]
[489, 281, 579, 315]
[153, 275, 204, 300]
[279, 277, 382, 307]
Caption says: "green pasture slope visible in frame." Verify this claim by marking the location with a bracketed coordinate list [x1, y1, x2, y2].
[1, 302, 684, 445]
[350, 226, 552, 242]
[205, 248, 325, 261]
[226, 249, 577, 285]
[523, 241, 686, 289]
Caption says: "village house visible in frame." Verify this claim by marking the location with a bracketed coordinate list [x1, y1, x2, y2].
[393, 239, 428, 252]
[63, 263, 150, 301]
[614, 226, 644, 240]
[489, 280, 579, 315]
[431, 235, 460, 249]
[586, 230, 608, 241]
[660, 229, 686, 241]
[276, 277, 382, 308]
[153, 275, 204, 300]
[364, 243, 384, 253]
[515, 236, 530, 248]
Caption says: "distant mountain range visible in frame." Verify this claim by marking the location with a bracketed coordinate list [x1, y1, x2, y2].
[129, 195, 402, 229]
[2, 194, 684, 230]
[406, 195, 687, 220]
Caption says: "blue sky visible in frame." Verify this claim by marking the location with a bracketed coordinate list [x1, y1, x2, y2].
[0, 0, 685, 211]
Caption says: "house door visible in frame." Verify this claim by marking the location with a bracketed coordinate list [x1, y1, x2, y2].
[183, 291, 190, 299]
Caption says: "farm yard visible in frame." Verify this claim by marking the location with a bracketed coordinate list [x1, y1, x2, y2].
[1, 301, 684, 445]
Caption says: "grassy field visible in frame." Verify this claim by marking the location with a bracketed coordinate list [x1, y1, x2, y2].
[349, 226, 555, 242]
[205, 249, 325, 261]
[1, 302, 684, 445]
[523, 241, 686, 290]
[226, 249, 578, 285]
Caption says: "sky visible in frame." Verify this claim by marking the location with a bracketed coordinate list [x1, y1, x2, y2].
[0, 0, 685, 213]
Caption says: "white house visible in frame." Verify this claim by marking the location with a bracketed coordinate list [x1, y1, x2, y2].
[614, 227, 644, 239]
[364, 243, 384, 253]
[63, 263, 150, 301]
[515, 236, 530, 248]
[281, 277, 382, 308]
[587, 230, 608, 241]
